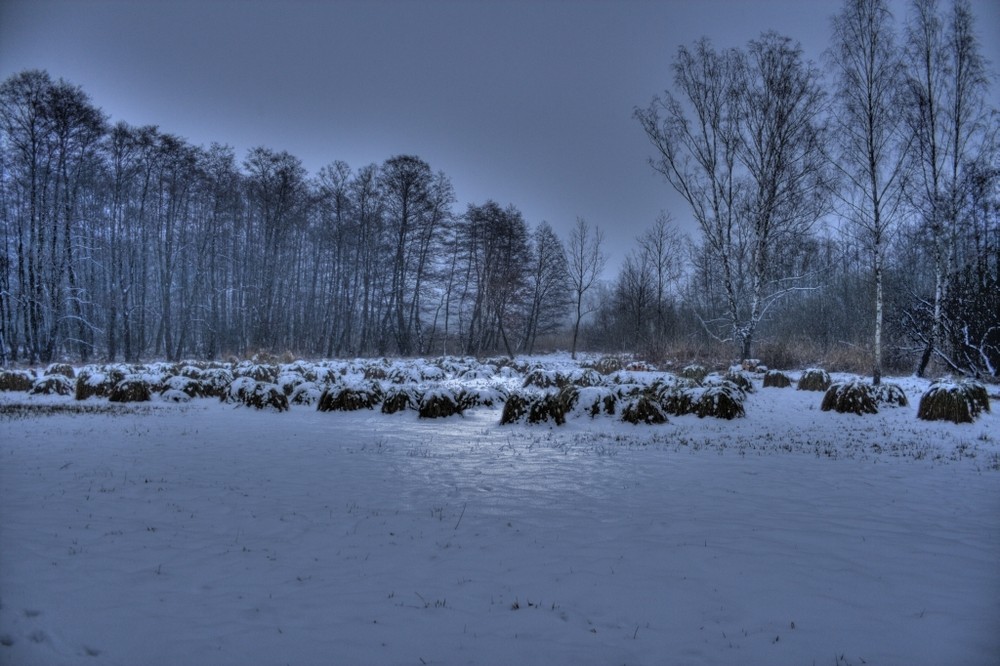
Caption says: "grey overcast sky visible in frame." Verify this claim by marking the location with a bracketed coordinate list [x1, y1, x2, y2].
[1, 0, 998, 268]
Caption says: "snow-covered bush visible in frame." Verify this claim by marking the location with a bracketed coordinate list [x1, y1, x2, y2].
[241, 382, 289, 412]
[872, 382, 908, 408]
[418, 364, 447, 382]
[44, 363, 75, 379]
[917, 380, 988, 424]
[821, 381, 878, 416]
[233, 362, 278, 383]
[109, 377, 152, 403]
[178, 365, 205, 380]
[522, 368, 566, 389]
[362, 363, 389, 381]
[30, 375, 74, 396]
[656, 382, 696, 417]
[457, 385, 508, 409]
[161, 389, 192, 403]
[691, 384, 745, 419]
[565, 386, 617, 418]
[680, 364, 708, 382]
[418, 387, 464, 419]
[163, 375, 208, 399]
[382, 385, 421, 414]
[387, 365, 423, 385]
[621, 395, 667, 424]
[222, 376, 258, 404]
[526, 394, 566, 425]
[500, 393, 530, 425]
[198, 368, 234, 397]
[960, 379, 990, 415]
[0, 370, 34, 392]
[317, 382, 382, 412]
[290, 382, 324, 406]
[276, 372, 307, 396]
[762, 370, 792, 388]
[721, 371, 754, 394]
[797, 368, 831, 392]
[565, 368, 602, 388]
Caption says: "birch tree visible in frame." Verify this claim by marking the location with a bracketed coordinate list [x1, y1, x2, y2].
[829, 0, 911, 384]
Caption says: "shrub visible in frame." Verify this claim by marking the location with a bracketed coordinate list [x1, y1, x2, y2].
[362, 364, 389, 381]
[381, 385, 420, 414]
[290, 382, 324, 406]
[621, 395, 668, 424]
[960, 379, 990, 415]
[233, 362, 278, 383]
[222, 377, 256, 404]
[872, 382, 908, 408]
[199, 368, 234, 397]
[163, 375, 208, 399]
[821, 381, 878, 415]
[30, 375, 74, 396]
[276, 372, 307, 396]
[762, 370, 792, 388]
[522, 368, 566, 389]
[419, 388, 463, 419]
[917, 380, 988, 423]
[75, 368, 126, 400]
[458, 386, 508, 410]
[566, 368, 602, 388]
[109, 377, 152, 403]
[587, 356, 625, 375]
[161, 389, 192, 403]
[569, 386, 616, 418]
[917, 382, 972, 423]
[657, 385, 695, 417]
[680, 364, 708, 382]
[693, 385, 745, 419]
[500, 393, 530, 425]
[723, 371, 754, 394]
[797, 368, 831, 392]
[526, 394, 566, 425]
[44, 363, 76, 379]
[0, 370, 35, 392]
[242, 383, 289, 411]
[317, 383, 382, 412]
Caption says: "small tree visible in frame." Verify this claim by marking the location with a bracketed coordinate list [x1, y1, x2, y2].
[566, 217, 606, 359]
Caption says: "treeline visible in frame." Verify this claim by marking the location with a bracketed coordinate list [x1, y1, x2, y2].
[1, 0, 997, 378]
[0, 73, 576, 363]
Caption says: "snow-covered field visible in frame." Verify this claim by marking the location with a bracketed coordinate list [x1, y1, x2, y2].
[1, 358, 998, 666]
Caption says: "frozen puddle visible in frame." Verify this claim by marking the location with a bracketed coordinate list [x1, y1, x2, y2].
[1, 390, 998, 665]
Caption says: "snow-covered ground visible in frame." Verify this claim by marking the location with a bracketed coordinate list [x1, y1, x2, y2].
[1, 363, 997, 665]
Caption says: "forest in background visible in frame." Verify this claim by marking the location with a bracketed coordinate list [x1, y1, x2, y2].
[0, 0, 997, 378]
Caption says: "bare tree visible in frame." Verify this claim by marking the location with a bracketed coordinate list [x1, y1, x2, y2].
[829, 0, 911, 384]
[521, 221, 569, 354]
[904, 0, 990, 376]
[637, 34, 828, 360]
[566, 216, 606, 359]
[636, 212, 684, 345]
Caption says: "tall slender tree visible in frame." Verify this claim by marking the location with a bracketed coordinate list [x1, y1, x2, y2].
[829, 0, 911, 384]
